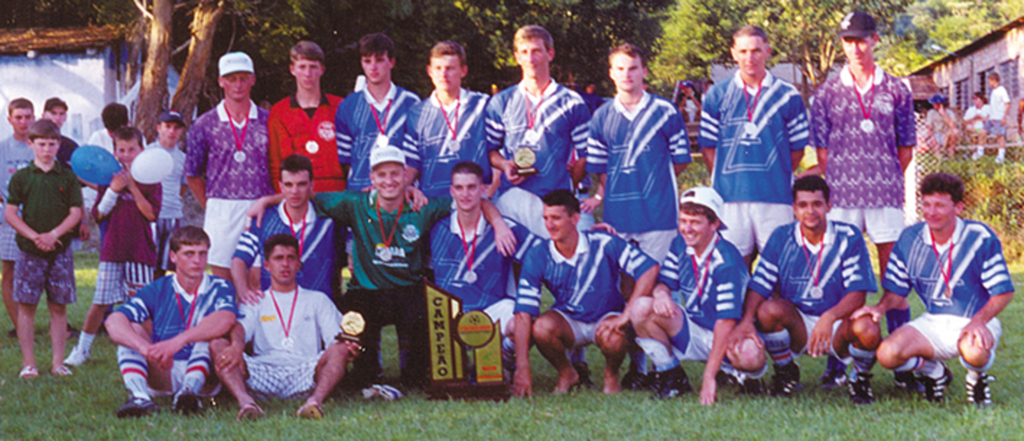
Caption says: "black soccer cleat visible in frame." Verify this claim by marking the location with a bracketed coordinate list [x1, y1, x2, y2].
[919, 364, 953, 403]
[654, 365, 693, 399]
[621, 365, 653, 391]
[893, 370, 920, 392]
[848, 372, 875, 405]
[116, 396, 159, 418]
[739, 376, 765, 396]
[173, 388, 203, 416]
[714, 369, 740, 388]
[769, 362, 802, 397]
[966, 373, 994, 409]
[572, 361, 596, 390]
[819, 366, 848, 390]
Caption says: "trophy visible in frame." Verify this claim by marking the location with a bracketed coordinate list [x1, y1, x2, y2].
[335, 311, 365, 344]
[513, 147, 538, 177]
[423, 280, 509, 401]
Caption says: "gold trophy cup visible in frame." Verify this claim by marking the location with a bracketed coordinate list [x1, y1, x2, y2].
[513, 147, 538, 177]
[336, 311, 365, 344]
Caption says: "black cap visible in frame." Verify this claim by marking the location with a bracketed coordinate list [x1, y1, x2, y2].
[158, 110, 185, 125]
[838, 11, 877, 39]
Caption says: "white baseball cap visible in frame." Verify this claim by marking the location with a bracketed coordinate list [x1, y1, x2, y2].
[219, 52, 254, 76]
[679, 186, 727, 230]
[369, 145, 406, 169]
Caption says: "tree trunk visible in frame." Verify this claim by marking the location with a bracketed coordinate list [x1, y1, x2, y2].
[171, 0, 226, 128]
[137, 0, 173, 143]
[125, 15, 147, 95]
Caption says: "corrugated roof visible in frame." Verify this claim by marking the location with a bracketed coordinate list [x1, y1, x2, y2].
[0, 26, 122, 55]
[912, 16, 1024, 76]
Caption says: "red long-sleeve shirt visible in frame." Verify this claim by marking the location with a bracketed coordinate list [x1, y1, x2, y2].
[268, 94, 346, 192]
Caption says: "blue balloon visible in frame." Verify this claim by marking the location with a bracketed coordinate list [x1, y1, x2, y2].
[70, 145, 121, 186]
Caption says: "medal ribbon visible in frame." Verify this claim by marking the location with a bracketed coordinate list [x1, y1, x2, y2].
[525, 93, 545, 130]
[743, 80, 763, 122]
[374, 197, 404, 250]
[437, 95, 460, 141]
[690, 237, 719, 299]
[850, 71, 875, 121]
[269, 287, 299, 339]
[799, 230, 825, 288]
[174, 281, 201, 331]
[224, 106, 249, 155]
[284, 208, 308, 257]
[370, 99, 393, 136]
[457, 216, 479, 274]
[929, 230, 955, 298]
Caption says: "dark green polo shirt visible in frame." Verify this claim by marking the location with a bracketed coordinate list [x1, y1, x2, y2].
[7, 162, 83, 257]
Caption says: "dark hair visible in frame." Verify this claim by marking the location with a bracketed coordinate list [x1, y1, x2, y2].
[44, 97, 68, 113]
[8, 98, 33, 116]
[101, 103, 129, 132]
[988, 72, 1000, 83]
[169, 226, 210, 252]
[359, 33, 395, 59]
[973, 91, 987, 104]
[609, 43, 645, 67]
[264, 233, 299, 257]
[733, 25, 769, 45]
[27, 119, 61, 140]
[679, 202, 719, 224]
[430, 41, 466, 66]
[112, 126, 143, 147]
[290, 40, 324, 64]
[281, 154, 314, 180]
[792, 175, 830, 203]
[920, 173, 964, 204]
[542, 189, 580, 215]
[451, 161, 484, 181]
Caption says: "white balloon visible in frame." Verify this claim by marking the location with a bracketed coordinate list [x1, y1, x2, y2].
[131, 148, 174, 184]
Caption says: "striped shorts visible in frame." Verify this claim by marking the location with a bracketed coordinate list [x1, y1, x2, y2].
[93, 261, 154, 305]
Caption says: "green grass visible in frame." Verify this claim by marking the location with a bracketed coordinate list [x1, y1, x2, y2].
[1, 254, 1024, 440]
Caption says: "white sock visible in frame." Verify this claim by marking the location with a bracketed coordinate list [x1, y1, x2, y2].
[78, 332, 96, 353]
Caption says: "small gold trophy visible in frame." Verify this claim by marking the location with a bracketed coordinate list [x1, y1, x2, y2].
[336, 311, 365, 344]
[513, 147, 538, 177]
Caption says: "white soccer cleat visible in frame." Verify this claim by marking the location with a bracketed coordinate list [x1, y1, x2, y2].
[64, 345, 90, 366]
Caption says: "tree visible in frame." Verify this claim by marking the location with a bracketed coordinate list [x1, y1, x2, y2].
[136, 0, 174, 141]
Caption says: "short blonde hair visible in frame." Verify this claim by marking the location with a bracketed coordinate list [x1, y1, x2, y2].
[514, 25, 553, 51]
[430, 41, 466, 66]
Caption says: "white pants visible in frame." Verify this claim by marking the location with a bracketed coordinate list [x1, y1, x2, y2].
[907, 313, 1002, 361]
[828, 206, 905, 244]
[203, 198, 256, 267]
[720, 202, 793, 256]
[494, 187, 549, 239]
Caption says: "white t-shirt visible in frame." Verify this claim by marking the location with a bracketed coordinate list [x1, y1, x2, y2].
[238, 286, 342, 366]
[964, 105, 990, 131]
[86, 130, 114, 153]
[988, 86, 1010, 120]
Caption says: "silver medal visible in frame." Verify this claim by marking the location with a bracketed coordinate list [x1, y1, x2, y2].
[282, 337, 295, 349]
[446, 137, 460, 153]
[463, 271, 477, 284]
[305, 140, 320, 154]
[376, 134, 389, 149]
[524, 129, 541, 145]
[233, 151, 247, 163]
[860, 119, 875, 133]
[743, 122, 757, 136]
[810, 286, 823, 299]
[379, 247, 393, 262]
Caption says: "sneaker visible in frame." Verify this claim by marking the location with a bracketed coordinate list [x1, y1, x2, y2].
[116, 396, 158, 418]
[971, 149, 984, 160]
[64, 345, 90, 366]
[769, 362, 801, 397]
[966, 373, 994, 409]
[654, 365, 692, 399]
[848, 372, 875, 405]
[739, 376, 765, 396]
[894, 371, 920, 392]
[820, 368, 848, 390]
[995, 155, 1005, 164]
[919, 364, 953, 403]
[173, 389, 203, 415]
[621, 366, 652, 391]
[714, 369, 740, 388]
[572, 361, 596, 390]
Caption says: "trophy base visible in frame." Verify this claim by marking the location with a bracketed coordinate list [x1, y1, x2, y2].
[425, 382, 510, 402]
[515, 167, 538, 178]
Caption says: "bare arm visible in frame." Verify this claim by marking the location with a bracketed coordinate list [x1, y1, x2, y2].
[807, 291, 866, 357]
[790, 149, 804, 173]
[673, 162, 689, 175]
[512, 312, 534, 397]
[126, 179, 157, 221]
[815, 148, 828, 174]
[897, 146, 913, 173]
[961, 292, 1013, 351]
[187, 176, 207, 209]
[105, 311, 153, 352]
[580, 173, 605, 214]
[231, 257, 263, 305]
[481, 198, 516, 256]
[729, 290, 767, 352]
[701, 318, 738, 405]
[700, 147, 715, 175]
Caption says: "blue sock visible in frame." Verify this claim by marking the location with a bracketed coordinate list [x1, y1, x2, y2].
[761, 330, 793, 366]
[826, 355, 846, 373]
[117, 346, 151, 400]
[885, 308, 911, 334]
[629, 350, 649, 374]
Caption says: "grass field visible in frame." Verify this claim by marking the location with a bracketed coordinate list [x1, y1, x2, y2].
[1, 253, 1023, 440]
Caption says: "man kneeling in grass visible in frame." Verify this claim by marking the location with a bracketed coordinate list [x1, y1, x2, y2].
[211, 234, 360, 420]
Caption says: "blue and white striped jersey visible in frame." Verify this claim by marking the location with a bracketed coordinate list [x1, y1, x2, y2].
[403, 89, 493, 198]
[516, 230, 656, 323]
[749, 221, 877, 316]
[883, 218, 1015, 318]
[485, 81, 591, 198]
[659, 233, 749, 330]
[586, 92, 691, 233]
[431, 215, 541, 312]
[698, 72, 809, 204]
[233, 202, 337, 298]
[116, 274, 238, 360]
[335, 84, 421, 190]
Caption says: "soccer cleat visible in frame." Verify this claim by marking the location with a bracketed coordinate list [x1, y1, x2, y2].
[819, 368, 848, 390]
[64, 345, 90, 366]
[848, 372, 875, 405]
[621, 365, 652, 391]
[893, 370, 921, 392]
[714, 369, 740, 388]
[572, 361, 596, 390]
[116, 396, 158, 418]
[654, 365, 693, 399]
[769, 362, 802, 397]
[173, 388, 203, 415]
[966, 373, 994, 409]
[739, 377, 765, 396]
[919, 364, 953, 403]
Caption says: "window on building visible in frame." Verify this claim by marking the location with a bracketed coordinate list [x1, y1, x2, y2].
[999, 58, 1019, 99]
[955, 79, 969, 110]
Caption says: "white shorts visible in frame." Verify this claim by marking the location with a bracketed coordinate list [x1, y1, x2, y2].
[148, 359, 222, 398]
[494, 187, 549, 239]
[906, 313, 1002, 361]
[828, 206, 905, 244]
[620, 230, 677, 264]
[244, 353, 321, 400]
[483, 298, 515, 337]
[203, 198, 256, 268]
[720, 202, 793, 256]
[795, 310, 843, 356]
[553, 309, 620, 349]
[671, 314, 714, 362]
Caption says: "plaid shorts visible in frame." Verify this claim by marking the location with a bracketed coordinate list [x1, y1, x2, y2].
[93, 261, 153, 305]
[0, 220, 23, 261]
[13, 248, 76, 305]
[154, 218, 181, 271]
[245, 353, 321, 400]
